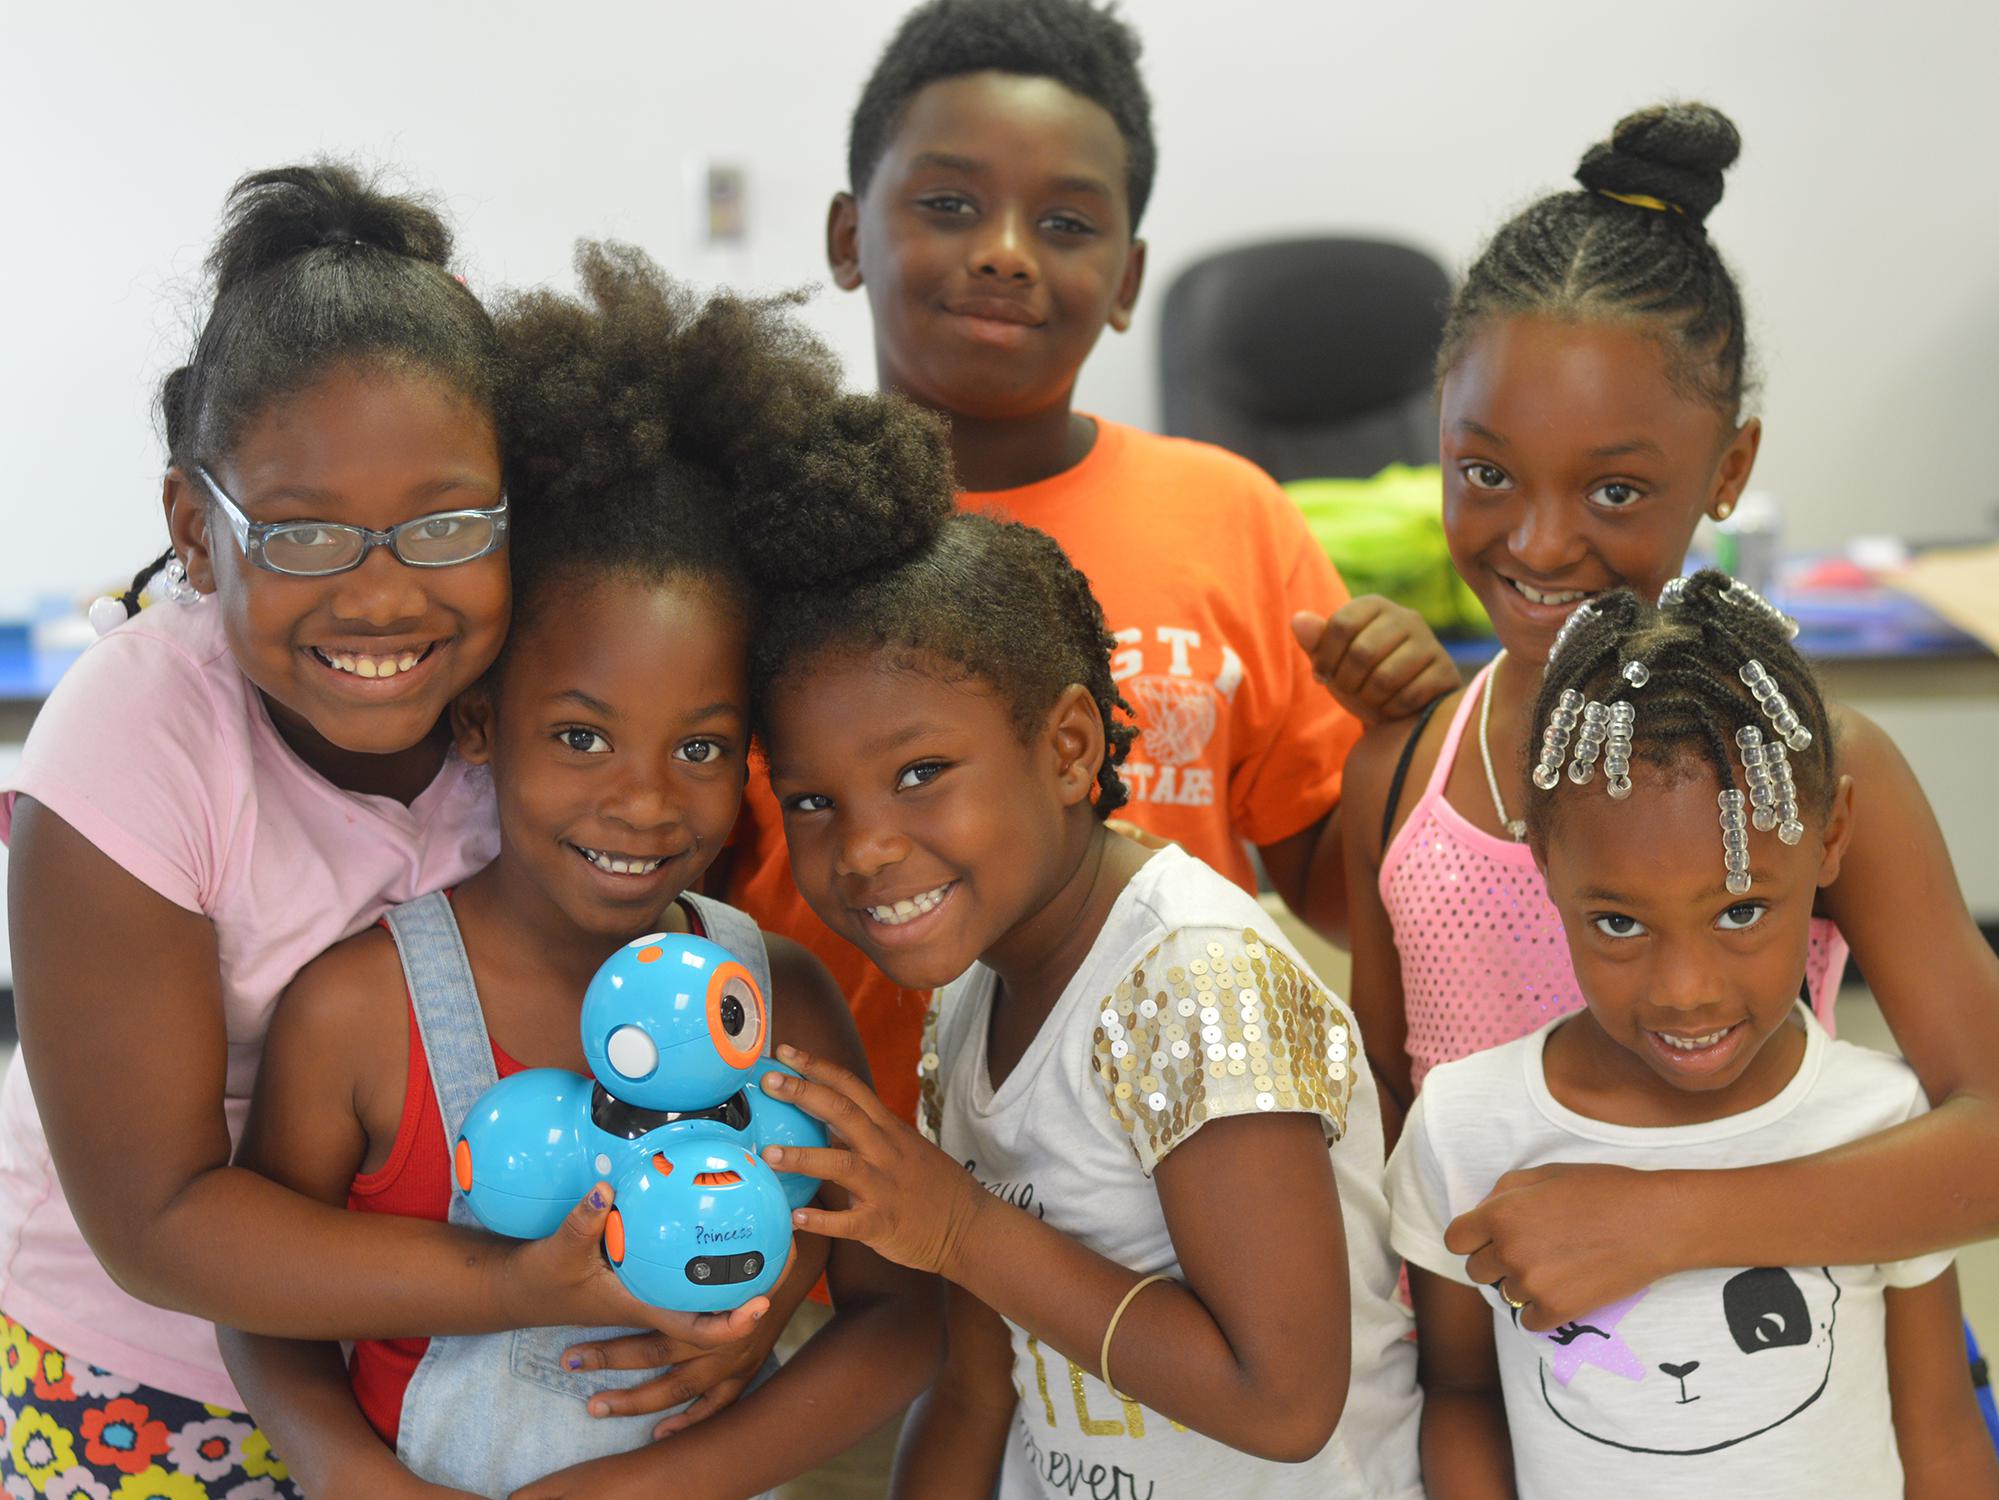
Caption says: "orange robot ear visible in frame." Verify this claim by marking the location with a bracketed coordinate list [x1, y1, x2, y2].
[453, 1138, 475, 1193]
[704, 959, 766, 1069]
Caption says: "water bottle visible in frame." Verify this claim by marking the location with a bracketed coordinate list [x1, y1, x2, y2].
[1716, 491, 1781, 596]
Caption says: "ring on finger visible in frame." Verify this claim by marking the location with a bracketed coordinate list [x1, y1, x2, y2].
[1495, 1278, 1526, 1310]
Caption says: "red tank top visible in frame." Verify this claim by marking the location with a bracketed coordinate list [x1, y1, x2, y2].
[345, 999, 530, 1445]
[346, 904, 714, 1442]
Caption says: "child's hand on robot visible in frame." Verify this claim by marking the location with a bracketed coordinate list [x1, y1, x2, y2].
[461, 933, 824, 1317]
[1293, 595, 1461, 725]
[758, 1044, 988, 1279]
[498, 1180, 770, 1345]
[1445, 1160, 1676, 1332]
[552, 1236, 826, 1435]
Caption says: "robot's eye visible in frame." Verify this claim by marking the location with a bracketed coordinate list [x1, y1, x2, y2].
[605, 1024, 660, 1081]
[703, 962, 765, 1064]
[719, 978, 758, 1041]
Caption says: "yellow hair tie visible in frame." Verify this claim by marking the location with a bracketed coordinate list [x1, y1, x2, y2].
[1598, 188, 1683, 216]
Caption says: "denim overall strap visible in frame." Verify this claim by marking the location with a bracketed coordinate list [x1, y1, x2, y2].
[383, 893, 777, 1497]
[679, 892, 775, 1054]
[383, 890, 495, 1231]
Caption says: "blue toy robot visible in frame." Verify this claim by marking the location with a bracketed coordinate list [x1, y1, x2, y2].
[452, 931, 825, 1311]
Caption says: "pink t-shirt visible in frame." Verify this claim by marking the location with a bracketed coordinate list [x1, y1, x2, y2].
[0, 601, 498, 1405]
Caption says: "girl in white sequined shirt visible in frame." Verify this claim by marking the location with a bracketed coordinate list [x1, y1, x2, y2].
[743, 511, 1424, 1499]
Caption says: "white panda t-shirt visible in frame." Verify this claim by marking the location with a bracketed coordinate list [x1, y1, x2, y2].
[919, 845, 1423, 1500]
[1388, 1007, 1952, 1500]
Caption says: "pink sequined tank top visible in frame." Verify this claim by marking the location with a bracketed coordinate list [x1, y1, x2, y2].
[1380, 662, 1850, 1090]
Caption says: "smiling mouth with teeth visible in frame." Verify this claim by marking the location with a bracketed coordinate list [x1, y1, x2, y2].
[1505, 577, 1595, 607]
[1656, 1024, 1737, 1051]
[309, 642, 438, 680]
[864, 882, 955, 926]
[572, 845, 671, 877]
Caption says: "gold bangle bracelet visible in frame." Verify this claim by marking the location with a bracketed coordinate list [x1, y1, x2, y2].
[1099, 1273, 1174, 1401]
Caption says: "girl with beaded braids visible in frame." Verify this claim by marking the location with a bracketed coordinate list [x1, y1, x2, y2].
[0, 164, 735, 1496]
[743, 513, 1424, 1499]
[215, 244, 950, 1500]
[1343, 101, 1999, 1347]
[1387, 572, 1999, 1499]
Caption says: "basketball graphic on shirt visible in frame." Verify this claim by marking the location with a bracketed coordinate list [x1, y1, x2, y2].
[1125, 674, 1220, 767]
[1532, 1266, 1840, 1454]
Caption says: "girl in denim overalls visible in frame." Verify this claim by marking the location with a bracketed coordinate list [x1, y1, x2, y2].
[218, 247, 950, 1498]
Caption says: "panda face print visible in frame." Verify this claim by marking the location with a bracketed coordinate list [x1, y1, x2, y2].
[1527, 1267, 1841, 1455]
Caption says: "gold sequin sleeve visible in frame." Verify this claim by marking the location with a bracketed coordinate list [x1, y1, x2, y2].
[916, 994, 945, 1145]
[1088, 926, 1357, 1176]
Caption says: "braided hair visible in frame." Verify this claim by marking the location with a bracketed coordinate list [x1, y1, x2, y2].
[847, 0, 1157, 227]
[1524, 570, 1836, 851]
[1438, 103, 1751, 419]
[751, 512, 1137, 819]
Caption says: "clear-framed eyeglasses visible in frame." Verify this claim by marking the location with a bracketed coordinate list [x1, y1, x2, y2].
[195, 465, 508, 577]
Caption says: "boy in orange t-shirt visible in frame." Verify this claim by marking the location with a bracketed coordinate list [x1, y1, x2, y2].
[726, 0, 1455, 1119]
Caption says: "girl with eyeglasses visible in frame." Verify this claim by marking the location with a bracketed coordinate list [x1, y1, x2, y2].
[210, 245, 947, 1500]
[0, 165, 764, 1495]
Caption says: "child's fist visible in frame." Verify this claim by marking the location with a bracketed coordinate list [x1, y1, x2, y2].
[758, 1044, 988, 1280]
[500, 1184, 768, 1345]
[1293, 596, 1460, 725]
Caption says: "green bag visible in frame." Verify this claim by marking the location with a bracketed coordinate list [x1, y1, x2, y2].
[1285, 465, 1491, 635]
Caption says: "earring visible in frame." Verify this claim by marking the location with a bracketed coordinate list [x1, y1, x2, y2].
[159, 555, 203, 606]
[1715, 501, 1736, 520]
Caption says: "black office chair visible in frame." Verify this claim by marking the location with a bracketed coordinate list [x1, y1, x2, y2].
[1158, 237, 1452, 481]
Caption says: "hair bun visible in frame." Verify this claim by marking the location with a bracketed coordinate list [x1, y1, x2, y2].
[1574, 102, 1741, 227]
[208, 161, 454, 296]
[729, 390, 954, 591]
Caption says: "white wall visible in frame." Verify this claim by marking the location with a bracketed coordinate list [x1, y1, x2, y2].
[4, 0, 1996, 613]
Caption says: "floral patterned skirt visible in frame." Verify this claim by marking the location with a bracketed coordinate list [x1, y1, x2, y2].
[0, 1314, 302, 1499]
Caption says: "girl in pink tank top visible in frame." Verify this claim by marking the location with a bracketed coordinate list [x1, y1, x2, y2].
[1343, 102, 1999, 1336]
